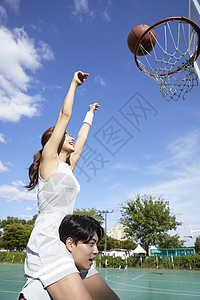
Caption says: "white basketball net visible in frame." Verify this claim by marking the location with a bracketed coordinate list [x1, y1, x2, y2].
[135, 18, 200, 101]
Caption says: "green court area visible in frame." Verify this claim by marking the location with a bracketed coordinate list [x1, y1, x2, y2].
[98, 268, 200, 299]
[0, 264, 200, 300]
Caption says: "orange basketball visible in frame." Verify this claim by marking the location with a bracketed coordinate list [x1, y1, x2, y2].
[127, 24, 156, 56]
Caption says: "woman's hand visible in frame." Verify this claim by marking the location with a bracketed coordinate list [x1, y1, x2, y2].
[73, 71, 89, 86]
[89, 103, 100, 114]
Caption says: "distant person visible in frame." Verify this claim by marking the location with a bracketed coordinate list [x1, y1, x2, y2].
[20, 71, 119, 299]
[18, 214, 119, 299]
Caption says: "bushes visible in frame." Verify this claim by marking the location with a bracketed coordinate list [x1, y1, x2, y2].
[95, 254, 200, 270]
[0, 251, 200, 270]
[180, 255, 200, 269]
[0, 251, 26, 263]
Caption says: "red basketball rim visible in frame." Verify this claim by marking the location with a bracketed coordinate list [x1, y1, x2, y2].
[134, 16, 200, 77]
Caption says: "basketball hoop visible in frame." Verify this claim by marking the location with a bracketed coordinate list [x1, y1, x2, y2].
[134, 17, 200, 101]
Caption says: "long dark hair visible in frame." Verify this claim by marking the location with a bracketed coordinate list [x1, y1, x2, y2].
[26, 126, 65, 191]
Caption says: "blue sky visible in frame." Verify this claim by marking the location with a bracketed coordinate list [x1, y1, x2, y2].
[0, 0, 200, 247]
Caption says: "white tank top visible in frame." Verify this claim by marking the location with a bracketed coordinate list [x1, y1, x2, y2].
[37, 160, 80, 214]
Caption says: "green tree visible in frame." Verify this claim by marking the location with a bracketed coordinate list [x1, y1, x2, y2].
[97, 236, 136, 251]
[158, 233, 185, 248]
[120, 194, 182, 253]
[26, 215, 38, 225]
[121, 238, 137, 250]
[73, 207, 104, 224]
[98, 236, 120, 251]
[0, 216, 26, 228]
[0, 230, 3, 249]
[194, 236, 200, 255]
[2, 223, 33, 251]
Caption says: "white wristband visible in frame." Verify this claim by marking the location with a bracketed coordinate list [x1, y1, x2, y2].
[83, 111, 94, 126]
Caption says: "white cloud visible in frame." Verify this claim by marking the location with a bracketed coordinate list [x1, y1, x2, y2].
[145, 129, 200, 178]
[72, 0, 94, 22]
[0, 180, 36, 202]
[73, 0, 89, 14]
[102, 8, 110, 22]
[25, 207, 33, 211]
[112, 162, 138, 171]
[4, 0, 20, 13]
[73, 0, 90, 15]
[0, 161, 8, 172]
[94, 75, 106, 87]
[0, 27, 40, 88]
[0, 26, 54, 122]
[37, 41, 54, 61]
[71, 0, 111, 23]
[127, 129, 200, 244]
[0, 88, 42, 122]
[12, 180, 24, 187]
[0, 5, 7, 24]
[19, 214, 35, 220]
[0, 133, 6, 143]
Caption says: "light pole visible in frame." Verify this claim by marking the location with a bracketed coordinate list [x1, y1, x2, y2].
[101, 209, 114, 255]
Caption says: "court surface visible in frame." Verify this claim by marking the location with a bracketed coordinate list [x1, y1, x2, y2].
[0, 264, 200, 300]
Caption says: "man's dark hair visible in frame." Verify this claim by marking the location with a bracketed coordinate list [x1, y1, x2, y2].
[59, 214, 104, 245]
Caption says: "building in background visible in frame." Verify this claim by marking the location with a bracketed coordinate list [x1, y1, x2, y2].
[107, 224, 126, 241]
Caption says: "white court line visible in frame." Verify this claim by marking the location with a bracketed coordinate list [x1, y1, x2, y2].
[136, 278, 200, 284]
[116, 275, 200, 285]
[0, 279, 25, 283]
[112, 288, 135, 297]
[126, 283, 200, 295]
[0, 275, 24, 279]
[105, 274, 200, 297]
[116, 274, 146, 281]
[108, 274, 200, 295]
[0, 290, 18, 294]
[130, 274, 146, 281]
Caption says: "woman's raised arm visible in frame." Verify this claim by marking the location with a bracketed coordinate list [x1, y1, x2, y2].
[40, 71, 89, 179]
[69, 103, 100, 171]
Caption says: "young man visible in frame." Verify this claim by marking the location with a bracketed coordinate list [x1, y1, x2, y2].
[18, 215, 120, 300]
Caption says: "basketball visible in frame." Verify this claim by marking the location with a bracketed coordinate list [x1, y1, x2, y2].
[127, 24, 156, 56]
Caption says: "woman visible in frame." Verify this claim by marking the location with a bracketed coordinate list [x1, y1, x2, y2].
[21, 71, 119, 300]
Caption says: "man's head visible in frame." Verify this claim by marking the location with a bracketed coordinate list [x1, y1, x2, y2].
[59, 214, 104, 271]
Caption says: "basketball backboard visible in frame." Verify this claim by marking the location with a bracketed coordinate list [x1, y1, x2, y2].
[189, 0, 200, 80]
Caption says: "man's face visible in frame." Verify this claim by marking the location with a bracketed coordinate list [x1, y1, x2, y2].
[70, 232, 99, 271]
